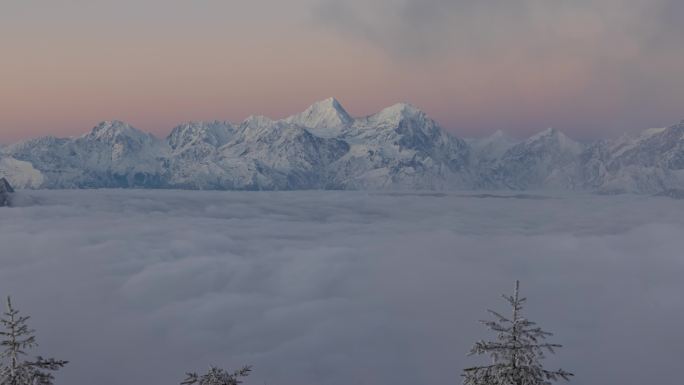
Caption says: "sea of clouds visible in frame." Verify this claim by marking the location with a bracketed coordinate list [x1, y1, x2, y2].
[0, 190, 683, 385]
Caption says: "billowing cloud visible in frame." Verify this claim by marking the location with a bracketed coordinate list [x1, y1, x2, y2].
[1, 190, 684, 384]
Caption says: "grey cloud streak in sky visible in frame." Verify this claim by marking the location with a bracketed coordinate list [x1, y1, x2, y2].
[315, 0, 526, 57]
[313, 0, 680, 58]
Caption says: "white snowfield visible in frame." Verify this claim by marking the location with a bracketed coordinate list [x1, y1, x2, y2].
[0, 157, 44, 189]
[1, 97, 683, 193]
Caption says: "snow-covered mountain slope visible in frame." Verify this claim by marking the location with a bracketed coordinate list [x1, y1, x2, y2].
[0, 156, 44, 189]
[168, 120, 234, 154]
[330, 103, 471, 189]
[163, 101, 470, 190]
[1, 99, 682, 194]
[580, 121, 684, 193]
[283, 97, 352, 138]
[467, 130, 518, 162]
[164, 121, 236, 189]
[212, 116, 350, 189]
[480, 128, 585, 190]
[5, 121, 167, 188]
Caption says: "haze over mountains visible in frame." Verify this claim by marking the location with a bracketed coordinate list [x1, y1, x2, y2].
[1, 98, 683, 194]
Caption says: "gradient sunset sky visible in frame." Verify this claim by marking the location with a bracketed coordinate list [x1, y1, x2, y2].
[1, 0, 683, 143]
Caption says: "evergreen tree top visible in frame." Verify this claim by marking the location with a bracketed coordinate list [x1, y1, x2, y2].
[0, 296, 68, 385]
[463, 281, 573, 385]
[182, 365, 252, 385]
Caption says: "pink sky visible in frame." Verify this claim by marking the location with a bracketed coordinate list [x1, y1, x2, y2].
[1, 0, 682, 143]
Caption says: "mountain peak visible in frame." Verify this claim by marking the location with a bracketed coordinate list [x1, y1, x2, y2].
[87, 120, 149, 142]
[308, 97, 348, 115]
[167, 121, 234, 150]
[317, 97, 343, 109]
[284, 97, 352, 136]
[481, 129, 515, 144]
[527, 127, 569, 142]
[487, 129, 509, 140]
[526, 127, 583, 154]
[242, 115, 275, 128]
[93, 120, 132, 131]
[468, 130, 517, 160]
[375, 103, 424, 121]
[531, 127, 556, 137]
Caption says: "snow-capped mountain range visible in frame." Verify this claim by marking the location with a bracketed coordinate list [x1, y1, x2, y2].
[1, 98, 683, 194]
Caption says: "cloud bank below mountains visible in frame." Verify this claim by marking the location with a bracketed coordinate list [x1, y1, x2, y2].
[1, 190, 684, 385]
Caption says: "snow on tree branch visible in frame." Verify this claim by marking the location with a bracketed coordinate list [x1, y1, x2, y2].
[0, 297, 68, 385]
[181, 365, 252, 385]
[463, 281, 573, 385]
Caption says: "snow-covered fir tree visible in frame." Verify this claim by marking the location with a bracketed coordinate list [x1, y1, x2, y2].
[463, 281, 573, 385]
[181, 365, 251, 385]
[0, 297, 68, 385]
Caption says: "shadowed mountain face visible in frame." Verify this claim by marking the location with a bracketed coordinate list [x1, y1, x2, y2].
[0, 177, 14, 206]
[3, 121, 167, 189]
[0, 100, 682, 194]
[481, 128, 584, 190]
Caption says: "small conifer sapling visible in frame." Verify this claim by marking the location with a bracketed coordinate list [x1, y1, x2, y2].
[463, 281, 573, 385]
[0, 296, 68, 385]
[181, 365, 252, 385]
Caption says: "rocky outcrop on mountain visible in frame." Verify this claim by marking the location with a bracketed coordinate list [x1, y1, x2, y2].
[329, 103, 472, 189]
[0, 156, 44, 189]
[0, 177, 14, 206]
[5, 121, 167, 188]
[283, 97, 352, 138]
[165, 121, 236, 189]
[467, 130, 518, 163]
[215, 116, 351, 189]
[580, 121, 684, 193]
[476, 128, 584, 190]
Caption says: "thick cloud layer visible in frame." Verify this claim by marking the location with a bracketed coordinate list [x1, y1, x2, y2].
[1, 190, 683, 385]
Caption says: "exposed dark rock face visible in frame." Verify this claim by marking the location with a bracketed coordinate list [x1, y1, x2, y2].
[0, 177, 14, 207]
